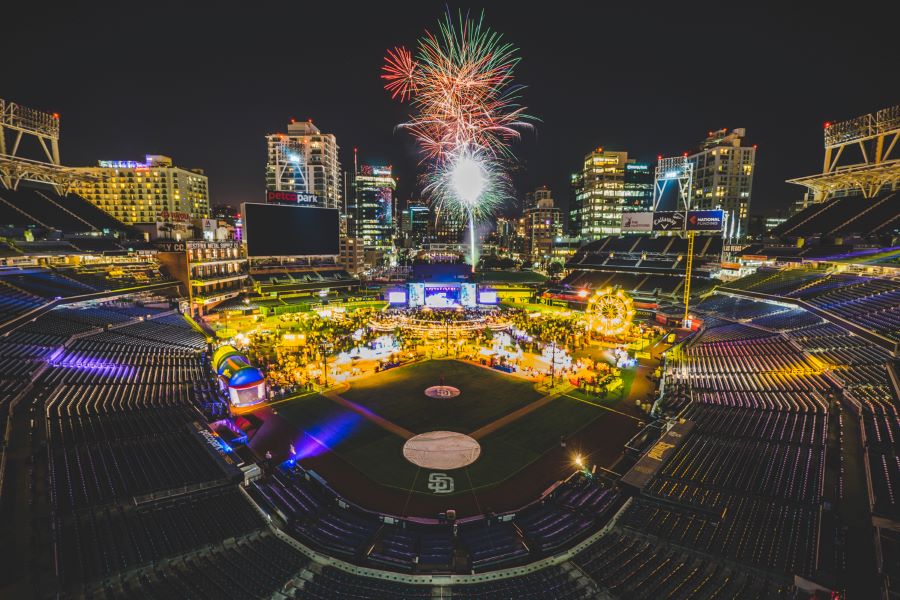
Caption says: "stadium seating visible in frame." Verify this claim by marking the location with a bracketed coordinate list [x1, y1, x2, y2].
[94, 532, 309, 600]
[56, 488, 265, 587]
[296, 567, 433, 599]
[0, 190, 42, 228]
[573, 530, 801, 599]
[451, 567, 589, 599]
[68, 237, 126, 253]
[2, 187, 95, 232]
[723, 267, 900, 341]
[59, 192, 138, 232]
[0, 279, 44, 323]
[0, 186, 139, 235]
[250, 464, 622, 573]
[773, 190, 900, 237]
[555, 234, 721, 301]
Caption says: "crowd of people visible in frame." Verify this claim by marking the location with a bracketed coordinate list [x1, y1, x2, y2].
[214, 302, 665, 405]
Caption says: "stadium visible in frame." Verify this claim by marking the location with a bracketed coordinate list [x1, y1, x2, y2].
[0, 12, 898, 593]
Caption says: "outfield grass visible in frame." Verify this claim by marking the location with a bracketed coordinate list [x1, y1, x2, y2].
[274, 393, 388, 455]
[340, 359, 543, 434]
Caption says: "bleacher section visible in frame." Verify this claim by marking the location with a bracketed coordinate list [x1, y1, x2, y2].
[249, 268, 357, 297]
[0, 185, 138, 235]
[7, 304, 251, 595]
[773, 191, 900, 238]
[723, 267, 900, 341]
[249, 465, 622, 573]
[93, 531, 310, 600]
[660, 293, 899, 595]
[574, 530, 800, 599]
[0, 266, 174, 329]
[555, 235, 722, 299]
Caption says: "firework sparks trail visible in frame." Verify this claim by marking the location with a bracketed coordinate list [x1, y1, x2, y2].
[383, 10, 533, 271]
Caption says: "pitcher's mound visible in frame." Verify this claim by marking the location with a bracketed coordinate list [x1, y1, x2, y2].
[402, 431, 481, 469]
[424, 385, 460, 399]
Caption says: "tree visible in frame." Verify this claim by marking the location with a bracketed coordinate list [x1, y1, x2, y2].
[547, 261, 564, 277]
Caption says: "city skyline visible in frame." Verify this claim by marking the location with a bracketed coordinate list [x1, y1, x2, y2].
[3, 2, 897, 218]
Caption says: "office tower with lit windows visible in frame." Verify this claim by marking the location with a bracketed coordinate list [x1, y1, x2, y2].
[524, 184, 552, 211]
[72, 154, 209, 225]
[688, 128, 755, 238]
[349, 164, 395, 250]
[570, 149, 652, 240]
[402, 199, 431, 246]
[523, 187, 563, 264]
[265, 119, 341, 209]
[434, 210, 466, 244]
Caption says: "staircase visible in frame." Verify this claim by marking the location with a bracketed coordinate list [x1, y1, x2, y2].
[35, 190, 98, 232]
[0, 192, 48, 228]
[561, 560, 612, 599]
[828, 191, 894, 235]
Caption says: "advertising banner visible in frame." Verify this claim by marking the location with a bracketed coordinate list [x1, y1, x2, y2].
[652, 211, 685, 231]
[265, 189, 319, 205]
[686, 209, 725, 231]
[621, 212, 653, 232]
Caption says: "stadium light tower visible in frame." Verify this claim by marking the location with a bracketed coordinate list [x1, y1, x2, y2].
[788, 104, 900, 201]
[0, 98, 96, 194]
[653, 157, 696, 328]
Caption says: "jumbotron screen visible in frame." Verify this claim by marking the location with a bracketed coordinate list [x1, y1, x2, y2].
[425, 285, 461, 308]
[406, 283, 481, 308]
[242, 203, 340, 257]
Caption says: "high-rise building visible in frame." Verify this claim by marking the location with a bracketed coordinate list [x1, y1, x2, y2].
[349, 164, 395, 250]
[72, 155, 209, 226]
[687, 128, 755, 238]
[493, 217, 521, 254]
[570, 149, 652, 240]
[523, 189, 562, 264]
[339, 236, 364, 275]
[524, 184, 552, 211]
[265, 119, 341, 209]
[434, 210, 466, 244]
[402, 199, 431, 246]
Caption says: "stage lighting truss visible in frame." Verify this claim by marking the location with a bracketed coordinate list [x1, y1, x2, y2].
[586, 288, 635, 337]
[369, 310, 510, 336]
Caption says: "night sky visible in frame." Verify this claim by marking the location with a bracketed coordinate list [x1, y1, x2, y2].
[4, 2, 897, 218]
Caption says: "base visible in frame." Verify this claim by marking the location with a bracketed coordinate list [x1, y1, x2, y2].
[424, 385, 461, 399]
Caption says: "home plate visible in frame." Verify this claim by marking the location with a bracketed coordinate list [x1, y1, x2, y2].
[402, 431, 481, 469]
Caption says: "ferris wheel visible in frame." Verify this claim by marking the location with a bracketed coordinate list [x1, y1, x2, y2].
[586, 288, 635, 337]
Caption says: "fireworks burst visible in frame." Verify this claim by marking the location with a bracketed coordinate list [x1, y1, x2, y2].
[382, 11, 532, 162]
[383, 10, 532, 270]
[422, 149, 508, 223]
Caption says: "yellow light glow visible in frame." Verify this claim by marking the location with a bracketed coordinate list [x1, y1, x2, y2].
[587, 288, 634, 337]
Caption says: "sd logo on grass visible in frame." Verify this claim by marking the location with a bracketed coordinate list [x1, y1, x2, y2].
[427, 472, 454, 494]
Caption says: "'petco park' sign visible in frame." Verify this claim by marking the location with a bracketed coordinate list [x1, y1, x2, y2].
[266, 190, 319, 205]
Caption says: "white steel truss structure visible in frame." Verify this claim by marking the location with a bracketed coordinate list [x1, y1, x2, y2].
[788, 104, 900, 200]
[653, 156, 693, 211]
[653, 156, 698, 328]
[0, 98, 97, 193]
